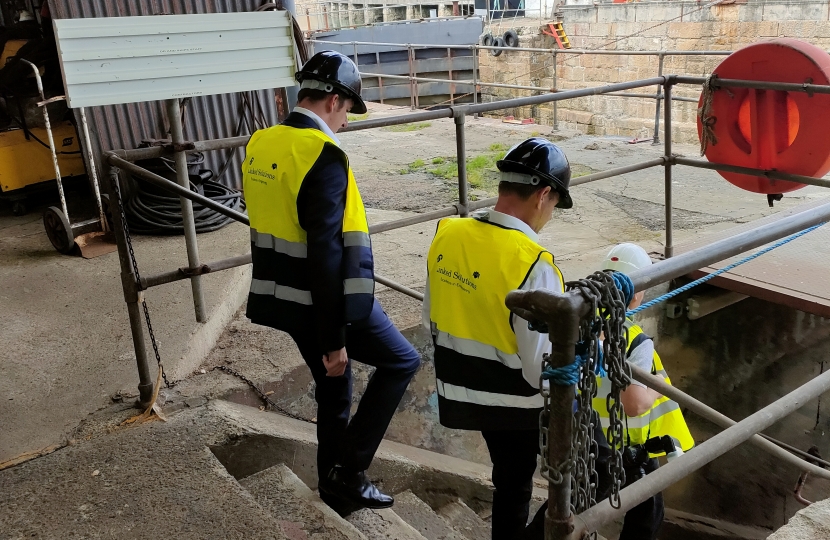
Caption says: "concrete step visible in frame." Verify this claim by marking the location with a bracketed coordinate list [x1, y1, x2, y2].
[392, 490, 468, 540]
[347, 507, 430, 540]
[240, 463, 367, 540]
[437, 499, 490, 540]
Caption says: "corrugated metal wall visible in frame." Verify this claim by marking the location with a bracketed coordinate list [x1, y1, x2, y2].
[48, 0, 282, 188]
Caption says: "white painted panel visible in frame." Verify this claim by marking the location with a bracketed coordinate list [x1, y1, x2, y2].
[54, 11, 297, 108]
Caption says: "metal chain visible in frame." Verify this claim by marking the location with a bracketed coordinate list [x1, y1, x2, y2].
[567, 272, 630, 511]
[539, 354, 564, 485]
[212, 366, 313, 423]
[109, 171, 174, 388]
[110, 171, 314, 423]
[535, 270, 631, 517]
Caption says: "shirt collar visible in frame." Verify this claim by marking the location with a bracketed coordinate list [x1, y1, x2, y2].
[473, 209, 539, 242]
[292, 106, 341, 145]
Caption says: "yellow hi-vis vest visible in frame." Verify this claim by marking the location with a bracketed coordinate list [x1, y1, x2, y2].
[427, 216, 564, 431]
[242, 123, 374, 325]
[594, 321, 695, 455]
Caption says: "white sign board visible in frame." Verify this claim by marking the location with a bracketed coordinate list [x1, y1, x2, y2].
[53, 11, 297, 108]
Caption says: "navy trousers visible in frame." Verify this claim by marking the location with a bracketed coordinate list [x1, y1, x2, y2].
[290, 300, 421, 481]
[481, 429, 541, 540]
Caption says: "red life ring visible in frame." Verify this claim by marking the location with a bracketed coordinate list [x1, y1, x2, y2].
[696, 39, 830, 194]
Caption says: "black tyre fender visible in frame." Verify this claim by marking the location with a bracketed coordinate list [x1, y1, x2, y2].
[503, 29, 520, 48]
[491, 37, 505, 56]
[481, 33, 494, 46]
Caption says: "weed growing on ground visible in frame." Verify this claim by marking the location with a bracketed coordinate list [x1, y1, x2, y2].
[347, 112, 370, 122]
[400, 158, 426, 174]
[382, 122, 432, 132]
[400, 144, 509, 192]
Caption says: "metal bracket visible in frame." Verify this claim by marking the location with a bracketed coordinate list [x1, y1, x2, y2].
[121, 271, 142, 302]
[179, 264, 211, 277]
[138, 139, 197, 153]
[804, 77, 815, 97]
[165, 142, 196, 153]
[449, 105, 470, 121]
[454, 203, 469, 215]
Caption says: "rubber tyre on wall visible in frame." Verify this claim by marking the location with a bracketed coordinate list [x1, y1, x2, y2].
[481, 33, 494, 46]
[491, 37, 505, 56]
[503, 30, 520, 48]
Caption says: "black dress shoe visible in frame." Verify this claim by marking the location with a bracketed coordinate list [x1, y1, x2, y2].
[318, 466, 394, 509]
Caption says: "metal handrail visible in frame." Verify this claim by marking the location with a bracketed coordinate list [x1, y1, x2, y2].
[309, 38, 734, 56]
[103, 71, 830, 540]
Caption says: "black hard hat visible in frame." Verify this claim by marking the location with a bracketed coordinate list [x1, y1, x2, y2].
[496, 137, 573, 209]
[296, 50, 367, 114]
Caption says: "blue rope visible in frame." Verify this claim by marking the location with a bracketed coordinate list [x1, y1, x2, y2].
[542, 222, 824, 386]
[542, 349, 598, 386]
[624, 222, 825, 317]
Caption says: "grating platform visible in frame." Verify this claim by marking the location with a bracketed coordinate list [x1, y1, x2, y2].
[673, 199, 830, 318]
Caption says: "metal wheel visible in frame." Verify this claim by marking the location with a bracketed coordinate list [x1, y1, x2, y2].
[43, 206, 75, 254]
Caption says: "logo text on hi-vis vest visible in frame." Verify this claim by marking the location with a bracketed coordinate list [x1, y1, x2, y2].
[434, 260, 480, 294]
[246, 157, 278, 184]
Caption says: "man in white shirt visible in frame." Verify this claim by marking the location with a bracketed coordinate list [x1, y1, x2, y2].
[422, 138, 572, 540]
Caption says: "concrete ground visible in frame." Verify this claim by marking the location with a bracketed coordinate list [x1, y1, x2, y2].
[0, 188, 250, 463]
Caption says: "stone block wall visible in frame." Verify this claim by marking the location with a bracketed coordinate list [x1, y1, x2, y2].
[478, 1, 830, 143]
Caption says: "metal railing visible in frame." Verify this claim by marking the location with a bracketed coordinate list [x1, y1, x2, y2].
[310, 38, 732, 142]
[299, 2, 545, 32]
[103, 71, 830, 540]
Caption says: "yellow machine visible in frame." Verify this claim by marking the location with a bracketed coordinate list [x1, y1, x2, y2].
[0, 120, 86, 195]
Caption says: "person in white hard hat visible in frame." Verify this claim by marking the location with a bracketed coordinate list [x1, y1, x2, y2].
[595, 243, 695, 540]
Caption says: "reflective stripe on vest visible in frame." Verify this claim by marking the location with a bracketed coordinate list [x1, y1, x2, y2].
[427, 217, 564, 421]
[243, 124, 373, 321]
[594, 321, 695, 454]
[436, 379, 544, 409]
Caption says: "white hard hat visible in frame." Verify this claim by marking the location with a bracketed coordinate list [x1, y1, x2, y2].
[601, 243, 652, 274]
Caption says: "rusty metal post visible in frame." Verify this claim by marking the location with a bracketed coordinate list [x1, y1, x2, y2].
[448, 47, 455, 105]
[663, 82, 673, 258]
[472, 45, 480, 117]
[105, 165, 154, 407]
[414, 47, 420, 108]
[305, 7, 312, 30]
[505, 290, 587, 540]
[453, 0, 460, 16]
[323, 5, 329, 30]
[454, 110, 469, 216]
[552, 49, 559, 130]
[652, 53, 665, 145]
[166, 98, 207, 322]
[408, 44, 416, 110]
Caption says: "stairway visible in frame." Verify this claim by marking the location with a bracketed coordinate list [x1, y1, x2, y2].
[240, 463, 492, 540]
